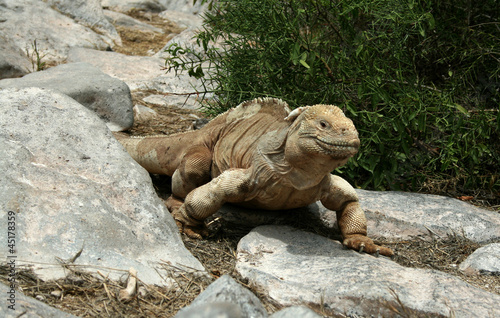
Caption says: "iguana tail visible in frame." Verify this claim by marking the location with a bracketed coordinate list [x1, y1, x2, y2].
[113, 132, 196, 176]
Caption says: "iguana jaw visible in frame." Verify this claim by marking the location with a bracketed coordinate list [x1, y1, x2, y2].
[314, 136, 359, 159]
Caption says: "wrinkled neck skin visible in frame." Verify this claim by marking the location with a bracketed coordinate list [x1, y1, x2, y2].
[257, 127, 348, 191]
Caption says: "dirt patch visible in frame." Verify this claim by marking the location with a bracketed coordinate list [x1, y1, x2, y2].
[128, 90, 207, 136]
[112, 9, 185, 56]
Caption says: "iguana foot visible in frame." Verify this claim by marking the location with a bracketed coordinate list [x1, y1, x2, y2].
[343, 234, 394, 257]
[171, 207, 209, 239]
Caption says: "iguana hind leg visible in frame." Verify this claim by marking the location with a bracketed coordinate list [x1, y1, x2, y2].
[166, 146, 213, 238]
[171, 145, 212, 199]
[172, 168, 253, 239]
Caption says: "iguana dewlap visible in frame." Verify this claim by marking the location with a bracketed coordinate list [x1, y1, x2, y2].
[116, 98, 393, 256]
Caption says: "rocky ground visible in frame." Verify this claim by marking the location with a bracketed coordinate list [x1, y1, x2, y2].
[1, 1, 499, 318]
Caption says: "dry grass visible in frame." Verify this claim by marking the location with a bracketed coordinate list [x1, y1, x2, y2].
[0, 263, 212, 318]
[112, 9, 184, 57]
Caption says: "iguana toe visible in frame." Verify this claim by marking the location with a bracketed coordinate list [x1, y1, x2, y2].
[343, 234, 394, 257]
[181, 223, 210, 239]
[171, 207, 209, 239]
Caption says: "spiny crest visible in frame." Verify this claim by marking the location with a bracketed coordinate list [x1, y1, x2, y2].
[226, 97, 291, 122]
[285, 104, 345, 122]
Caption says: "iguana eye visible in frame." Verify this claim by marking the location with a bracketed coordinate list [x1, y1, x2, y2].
[319, 120, 330, 129]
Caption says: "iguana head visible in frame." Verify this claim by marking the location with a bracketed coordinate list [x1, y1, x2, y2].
[284, 104, 360, 170]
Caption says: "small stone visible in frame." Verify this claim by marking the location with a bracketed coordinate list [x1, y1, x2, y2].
[50, 290, 63, 298]
[176, 275, 267, 318]
[35, 295, 46, 302]
[459, 243, 500, 275]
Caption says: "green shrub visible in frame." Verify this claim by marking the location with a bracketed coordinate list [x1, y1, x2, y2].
[166, 0, 500, 194]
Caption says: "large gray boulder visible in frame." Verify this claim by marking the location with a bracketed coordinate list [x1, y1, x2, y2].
[0, 62, 134, 131]
[0, 0, 114, 66]
[0, 87, 205, 285]
[236, 225, 500, 318]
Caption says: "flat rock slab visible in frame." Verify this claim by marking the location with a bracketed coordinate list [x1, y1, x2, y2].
[216, 189, 500, 245]
[0, 62, 134, 131]
[0, 87, 205, 285]
[356, 189, 500, 243]
[0, 283, 78, 318]
[236, 225, 500, 318]
[67, 47, 202, 109]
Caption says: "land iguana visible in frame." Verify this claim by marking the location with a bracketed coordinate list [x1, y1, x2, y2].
[115, 98, 394, 256]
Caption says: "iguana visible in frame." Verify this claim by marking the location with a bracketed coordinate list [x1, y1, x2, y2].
[116, 98, 393, 256]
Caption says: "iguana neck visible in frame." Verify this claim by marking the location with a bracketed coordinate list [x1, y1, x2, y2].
[257, 129, 329, 190]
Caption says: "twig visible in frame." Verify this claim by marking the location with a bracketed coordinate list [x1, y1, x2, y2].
[118, 268, 138, 302]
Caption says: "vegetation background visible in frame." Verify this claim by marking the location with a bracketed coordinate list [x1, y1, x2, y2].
[166, 0, 499, 202]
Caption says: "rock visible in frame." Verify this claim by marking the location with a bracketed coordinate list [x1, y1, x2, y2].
[68, 47, 165, 84]
[102, 0, 207, 14]
[356, 189, 500, 243]
[0, 0, 114, 65]
[134, 104, 159, 122]
[175, 302, 242, 318]
[68, 47, 203, 109]
[0, 87, 205, 285]
[104, 9, 164, 34]
[155, 27, 202, 60]
[236, 225, 500, 318]
[269, 306, 321, 318]
[158, 0, 207, 14]
[459, 243, 500, 275]
[159, 10, 203, 29]
[215, 190, 500, 245]
[0, 62, 134, 132]
[101, 0, 165, 13]
[46, 0, 121, 47]
[142, 94, 171, 106]
[0, 283, 78, 318]
[0, 34, 32, 79]
[176, 275, 268, 318]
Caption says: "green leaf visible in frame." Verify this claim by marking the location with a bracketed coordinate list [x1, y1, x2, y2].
[299, 59, 310, 69]
[356, 44, 363, 57]
[452, 103, 468, 116]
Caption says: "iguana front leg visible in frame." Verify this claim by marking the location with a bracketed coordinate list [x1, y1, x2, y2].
[321, 175, 394, 257]
[172, 168, 253, 238]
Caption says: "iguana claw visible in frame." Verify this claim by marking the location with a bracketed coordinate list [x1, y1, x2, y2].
[171, 207, 210, 239]
[343, 234, 394, 257]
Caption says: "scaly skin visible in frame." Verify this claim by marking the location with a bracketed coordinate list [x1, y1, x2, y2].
[115, 98, 393, 257]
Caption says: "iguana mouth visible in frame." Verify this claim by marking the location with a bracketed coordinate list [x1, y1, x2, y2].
[315, 138, 359, 156]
